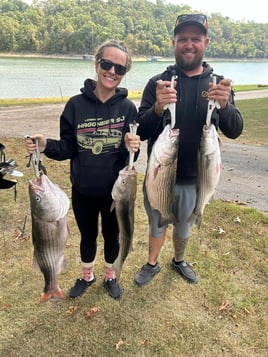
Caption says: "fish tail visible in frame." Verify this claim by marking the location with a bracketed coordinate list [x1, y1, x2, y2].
[40, 288, 64, 302]
[158, 216, 170, 228]
[195, 216, 202, 230]
[113, 255, 122, 281]
[188, 213, 202, 230]
[187, 212, 195, 224]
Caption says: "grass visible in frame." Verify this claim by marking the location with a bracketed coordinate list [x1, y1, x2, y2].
[0, 91, 142, 106]
[0, 97, 268, 356]
[0, 85, 267, 106]
[233, 98, 268, 145]
[232, 84, 268, 92]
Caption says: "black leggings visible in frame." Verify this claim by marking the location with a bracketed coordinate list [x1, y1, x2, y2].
[72, 187, 119, 264]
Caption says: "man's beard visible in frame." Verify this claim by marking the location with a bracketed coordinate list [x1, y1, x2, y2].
[176, 54, 203, 71]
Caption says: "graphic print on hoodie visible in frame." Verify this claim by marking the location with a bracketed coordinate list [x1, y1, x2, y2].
[77, 114, 125, 155]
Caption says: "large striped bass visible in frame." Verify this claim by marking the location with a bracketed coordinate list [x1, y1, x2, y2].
[189, 124, 222, 228]
[29, 173, 70, 302]
[111, 166, 137, 281]
[145, 124, 179, 227]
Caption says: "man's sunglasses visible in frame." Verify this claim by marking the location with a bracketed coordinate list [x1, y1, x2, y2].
[98, 58, 127, 76]
[175, 14, 208, 32]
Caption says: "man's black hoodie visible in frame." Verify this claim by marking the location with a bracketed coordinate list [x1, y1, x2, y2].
[137, 62, 243, 184]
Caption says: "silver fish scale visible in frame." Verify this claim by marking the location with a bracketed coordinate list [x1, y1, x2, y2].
[146, 124, 179, 227]
[112, 166, 137, 280]
[188, 124, 222, 229]
[29, 173, 70, 301]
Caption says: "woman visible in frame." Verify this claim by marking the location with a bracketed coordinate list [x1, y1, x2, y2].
[26, 40, 140, 299]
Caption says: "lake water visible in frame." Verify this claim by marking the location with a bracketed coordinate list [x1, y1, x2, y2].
[0, 57, 268, 99]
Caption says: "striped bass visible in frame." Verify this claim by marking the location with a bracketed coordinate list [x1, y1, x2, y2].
[189, 124, 222, 228]
[111, 166, 137, 281]
[145, 124, 179, 227]
[29, 173, 70, 302]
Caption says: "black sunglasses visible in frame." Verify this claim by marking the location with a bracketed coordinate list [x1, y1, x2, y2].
[175, 14, 208, 32]
[98, 58, 127, 76]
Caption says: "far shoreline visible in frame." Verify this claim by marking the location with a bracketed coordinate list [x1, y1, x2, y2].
[1, 52, 268, 63]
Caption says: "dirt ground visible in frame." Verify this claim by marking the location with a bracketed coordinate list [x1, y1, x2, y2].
[1, 92, 268, 213]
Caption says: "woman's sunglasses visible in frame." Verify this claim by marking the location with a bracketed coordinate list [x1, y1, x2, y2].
[98, 58, 127, 76]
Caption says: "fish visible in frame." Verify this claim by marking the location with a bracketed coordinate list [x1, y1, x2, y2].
[188, 123, 222, 229]
[145, 124, 179, 227]
[111, 166, 137, 281]
[29, 173, 70, 302]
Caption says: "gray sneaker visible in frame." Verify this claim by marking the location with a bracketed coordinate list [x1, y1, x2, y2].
[171, 259, 198, 284]
[134, 263, 161, 287]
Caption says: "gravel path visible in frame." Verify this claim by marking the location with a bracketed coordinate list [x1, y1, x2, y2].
[1, 89, 267, 213]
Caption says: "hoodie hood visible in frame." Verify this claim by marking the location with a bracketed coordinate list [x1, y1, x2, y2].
[165, 61, 214, 79]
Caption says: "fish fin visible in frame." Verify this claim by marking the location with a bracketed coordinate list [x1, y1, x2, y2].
[40, 289, 64, 302]
[158, 216, 169, 228]
[195, 216, 202, 230]
[113, 257, 121, 281]
[32, 256, 41, 272]
[153, 165, 160, 179]
[208, 195, 214, 204]
[110, 201, 115, 212]
[40, 292, 53, 302]
[187, 212, 202, 229]
[61, 258, 67, 271]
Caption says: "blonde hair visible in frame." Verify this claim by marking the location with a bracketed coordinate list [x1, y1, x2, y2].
[94, 40, 132, 72]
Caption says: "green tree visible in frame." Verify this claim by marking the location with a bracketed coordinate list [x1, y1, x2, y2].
[0, 0, 267, 58]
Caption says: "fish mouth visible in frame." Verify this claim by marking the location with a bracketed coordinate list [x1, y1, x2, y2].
[29, 176, 45, 194]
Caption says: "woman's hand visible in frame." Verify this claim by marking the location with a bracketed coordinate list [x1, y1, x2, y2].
[124, 132, 140, 152]
[25, 134, 47, 154]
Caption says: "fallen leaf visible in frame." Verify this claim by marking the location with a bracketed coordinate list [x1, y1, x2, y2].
[66, 304, 80, 315]
[1, 303, 12, 311]
[140, 339, 149, 346]
[85, 306, 101, 318]
[115, 339, 124, 350]
[219, 302, 229, 311]
[218, 227, 225, 234]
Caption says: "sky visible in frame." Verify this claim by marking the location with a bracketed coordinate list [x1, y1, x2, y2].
[167, 0, 267, 24]
[22, 0, 267, 24]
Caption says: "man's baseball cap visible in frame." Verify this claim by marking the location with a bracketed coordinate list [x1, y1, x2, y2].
[174, 14, 208, 36]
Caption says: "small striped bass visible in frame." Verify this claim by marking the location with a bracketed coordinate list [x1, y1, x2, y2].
[145, 124, 179, 227]
[189, 124, 222, 228]
[29, 173, 70, 302]
[111, 166, 137, 281]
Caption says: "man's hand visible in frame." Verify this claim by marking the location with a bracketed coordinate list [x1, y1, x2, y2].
[154, 80, 177, 116]
[208, 78, 232, 110]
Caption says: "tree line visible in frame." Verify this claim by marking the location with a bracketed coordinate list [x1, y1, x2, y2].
[0, 0, 267, 58]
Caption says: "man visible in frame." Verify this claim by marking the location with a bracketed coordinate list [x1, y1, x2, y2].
[134, 14, 243, 286]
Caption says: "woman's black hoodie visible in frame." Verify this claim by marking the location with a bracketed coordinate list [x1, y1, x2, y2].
[44, 79, 138, 196]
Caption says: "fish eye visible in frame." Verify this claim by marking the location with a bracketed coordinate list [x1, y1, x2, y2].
[35, 196, 41, 202]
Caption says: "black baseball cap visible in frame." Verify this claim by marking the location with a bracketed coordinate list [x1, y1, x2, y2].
[174, 14, 208, 36]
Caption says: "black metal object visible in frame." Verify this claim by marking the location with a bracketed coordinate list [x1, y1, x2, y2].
[0, 142, 18, 191]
